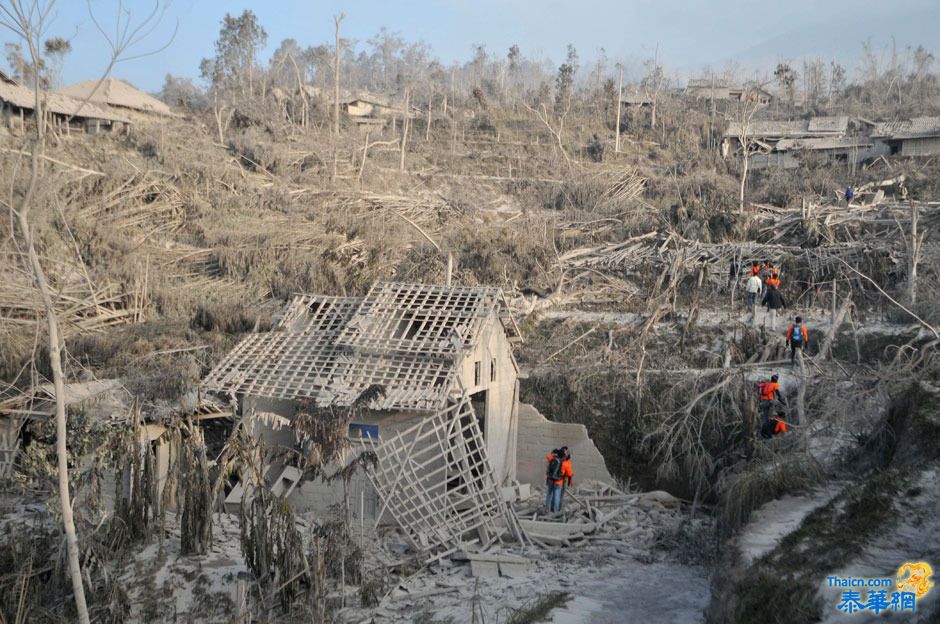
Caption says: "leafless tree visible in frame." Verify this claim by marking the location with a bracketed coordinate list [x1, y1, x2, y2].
[735, 84, 765, 214]
[333, 13, 344, 136]
[0, 2, 172, 621]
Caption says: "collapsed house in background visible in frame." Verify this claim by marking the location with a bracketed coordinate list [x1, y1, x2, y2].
[723, 115, 940, 169]
[0, 73, 132, 134]
[342, 93, 412, 132]
[721, 115, 887, 169]
[870, 117, 940, 157]
[202, 281, 535, 554]
[686, 78, 772, 105]
[57, 78, 175, 118]
[0, 379, 123, 478]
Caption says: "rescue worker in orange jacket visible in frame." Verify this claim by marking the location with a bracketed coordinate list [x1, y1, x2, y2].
[757, 374, 787, 437]
[760, 412, 787, 438]
[758, 374, 782, 402]
[558, 447, 573, 509]
[786, 316, 809, 364]
[766, 270, 781, 290]
[750, 261, 761, 277]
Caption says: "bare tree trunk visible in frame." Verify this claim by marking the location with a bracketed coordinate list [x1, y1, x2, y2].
[739, 148, 749, 214]
[909, 200, 920, 305]
[615, 66, 623, 153]
[425, 94, 432, 142]
[399, 89, 411, 172]
[333, 13, 345, 136]
[15, 62, 90, 624]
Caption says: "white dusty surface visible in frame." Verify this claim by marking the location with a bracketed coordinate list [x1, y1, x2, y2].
[735, 484, 843, 566]
[547, 560, 710, 624]
[817, 469, 940, 624]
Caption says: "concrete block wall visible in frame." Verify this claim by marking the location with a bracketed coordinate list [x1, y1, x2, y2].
[515, 402, 613, 488]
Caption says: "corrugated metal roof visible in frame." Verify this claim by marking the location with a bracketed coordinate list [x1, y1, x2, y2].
[725, 116, 848, 139]
[775, 136, 874, 151]
[872, 117, 940, 139]
[808, 116, 848, 133]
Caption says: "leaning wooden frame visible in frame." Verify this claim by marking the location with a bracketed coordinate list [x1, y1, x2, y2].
[364, 394, 526, 558]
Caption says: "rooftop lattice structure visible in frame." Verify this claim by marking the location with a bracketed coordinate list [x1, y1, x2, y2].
[201, 282, 507, 411]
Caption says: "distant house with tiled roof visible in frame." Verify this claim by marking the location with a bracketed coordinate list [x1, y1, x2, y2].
[1, 79, 131, 134]
[871, 117, 940, 157]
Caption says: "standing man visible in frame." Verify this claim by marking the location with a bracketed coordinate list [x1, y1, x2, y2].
[787, 316, 809, 364]
[558, 447, 573, 510]
[545, 449, 563, 514]
[762, 282, 786, 330]
[746, 270, 762, 324]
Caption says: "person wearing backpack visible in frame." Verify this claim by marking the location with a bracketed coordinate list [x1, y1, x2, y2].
[545, 449, 563, 513]
[787, 316, 809, 364]
[757, 374, 785, 434]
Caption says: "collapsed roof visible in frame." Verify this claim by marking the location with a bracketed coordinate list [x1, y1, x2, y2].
[202, 282, 508, 411]
[871, 116, 940, 139]
[724, 116, 849, 139]
[58, 78, 174, 116]
[0, 81, 132, 123]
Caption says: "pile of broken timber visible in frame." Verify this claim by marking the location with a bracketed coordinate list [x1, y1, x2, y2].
[514, 481, 680, 548]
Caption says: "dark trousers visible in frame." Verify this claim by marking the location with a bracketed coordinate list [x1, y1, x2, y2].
[790, 342, 803, 362]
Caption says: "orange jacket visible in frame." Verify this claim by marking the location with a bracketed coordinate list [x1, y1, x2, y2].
[787, 323, 808, 343]
[750, 266, 761, 277]
[766, 276, 780, 289]
[561, 459, 573, 486]
[773, 418, 787, 434]
[758, 381, 780, 402]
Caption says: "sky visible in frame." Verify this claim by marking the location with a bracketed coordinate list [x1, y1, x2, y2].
[3, 0, 939, 93]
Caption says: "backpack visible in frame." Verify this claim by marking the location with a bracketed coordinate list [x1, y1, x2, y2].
[791, 323, 803, 343]
[546, 457, 562, 481]
[758, 381, 773, 399]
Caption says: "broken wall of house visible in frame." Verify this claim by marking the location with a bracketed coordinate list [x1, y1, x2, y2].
[285, 409, 427, 520]
[456, 317, 519, 484]
[515, 403, 613, 488]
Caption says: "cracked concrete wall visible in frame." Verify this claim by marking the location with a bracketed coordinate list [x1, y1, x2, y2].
[515, 403, 613, 488]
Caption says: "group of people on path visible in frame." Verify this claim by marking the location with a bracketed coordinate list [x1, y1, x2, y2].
[743, 260, 812, 439]
[745, 260, 785, 329]
[545, 447, 573, 513]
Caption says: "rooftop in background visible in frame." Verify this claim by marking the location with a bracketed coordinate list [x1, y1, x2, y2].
[872, 117, 940, 139]
[724, 116, 849, 138]
[0, 81, 132, 123]
[202, 282, 511, 412]
[57, 78, 174, 116]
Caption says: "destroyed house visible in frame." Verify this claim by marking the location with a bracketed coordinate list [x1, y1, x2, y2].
[871, 117, 940, 157]
[202, 282, 525, 552]
[57, 78, 175, 117]
[686, 78, 772, 104]
[0, 80, 132, 134]
[719, 116, 884, 168]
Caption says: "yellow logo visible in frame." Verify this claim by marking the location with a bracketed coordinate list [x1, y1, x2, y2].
[897, 562, 934, 599]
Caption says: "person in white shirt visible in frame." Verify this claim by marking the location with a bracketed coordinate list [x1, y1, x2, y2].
[746, 273, 762, 323]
